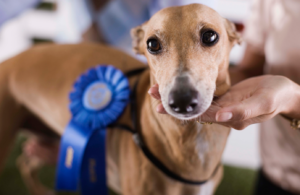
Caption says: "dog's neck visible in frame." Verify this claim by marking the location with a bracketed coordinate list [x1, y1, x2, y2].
[138, 72, 230, 181]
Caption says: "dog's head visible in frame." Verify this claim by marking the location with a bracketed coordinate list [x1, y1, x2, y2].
[131, 4, 241, 120]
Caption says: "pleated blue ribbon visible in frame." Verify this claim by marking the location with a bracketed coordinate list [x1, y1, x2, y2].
[56, 65, 130, 195]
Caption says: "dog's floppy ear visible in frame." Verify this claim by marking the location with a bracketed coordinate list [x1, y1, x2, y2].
[131, 22, 147, 54]
[224, 19, 242, 45]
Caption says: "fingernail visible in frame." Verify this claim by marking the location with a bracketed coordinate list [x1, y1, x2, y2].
[217, 112, 232, 122]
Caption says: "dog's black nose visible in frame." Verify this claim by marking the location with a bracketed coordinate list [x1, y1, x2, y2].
[168, 77, 198, 114]
[168, 90, 198, 113]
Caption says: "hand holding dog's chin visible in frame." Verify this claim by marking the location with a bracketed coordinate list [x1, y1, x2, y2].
[148, 76, 300, 130]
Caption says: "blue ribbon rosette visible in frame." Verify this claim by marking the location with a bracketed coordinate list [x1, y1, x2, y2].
[56, 65, 130, 195]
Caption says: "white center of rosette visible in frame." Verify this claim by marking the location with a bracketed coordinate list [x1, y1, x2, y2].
[83, 82, 112, 111]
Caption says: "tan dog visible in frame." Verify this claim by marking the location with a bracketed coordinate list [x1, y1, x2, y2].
[0, 4, 240, 195]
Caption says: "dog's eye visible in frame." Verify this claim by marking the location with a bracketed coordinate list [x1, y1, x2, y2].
[147, 39, 161, 54]
[201, 30, 219, 46]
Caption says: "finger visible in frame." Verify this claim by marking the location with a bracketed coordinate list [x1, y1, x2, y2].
[148, 84, 161, 100]
[156, 103, 167, 114]
[216, 93, 273, 122]
[200, 104, 222, 122]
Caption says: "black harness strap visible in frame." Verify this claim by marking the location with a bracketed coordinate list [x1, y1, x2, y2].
[110, 67, 220, 185]
[132, 132, 221, 185]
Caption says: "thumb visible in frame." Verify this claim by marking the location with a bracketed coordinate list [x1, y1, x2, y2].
[216, 94, 269, 122]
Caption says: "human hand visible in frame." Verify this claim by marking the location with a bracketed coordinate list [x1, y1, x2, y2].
[148, 75, 300, 129]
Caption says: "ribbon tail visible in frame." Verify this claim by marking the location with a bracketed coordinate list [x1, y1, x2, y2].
[80, 129, 108, 195]
[56, 121, 93, 191]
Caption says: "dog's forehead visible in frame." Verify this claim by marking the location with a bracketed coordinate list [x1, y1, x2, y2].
[145, 4, 225, 36]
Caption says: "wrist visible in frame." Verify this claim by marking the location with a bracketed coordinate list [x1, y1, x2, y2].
[280, 79, 300, 119]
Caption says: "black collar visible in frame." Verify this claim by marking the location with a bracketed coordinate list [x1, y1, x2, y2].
[109, 67, 220, 185]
